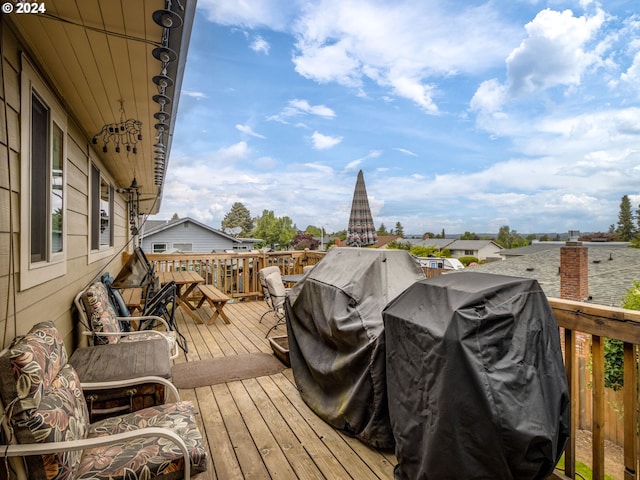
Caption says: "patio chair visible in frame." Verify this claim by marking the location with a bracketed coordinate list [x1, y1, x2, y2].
[0, 321, 207, 480]
[258, 266, 288, 336]
[109, 247, 188, 353]
[74, 280, 180, 359]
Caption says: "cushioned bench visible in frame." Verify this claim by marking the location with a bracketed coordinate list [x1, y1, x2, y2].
[196, 285, 231, 324]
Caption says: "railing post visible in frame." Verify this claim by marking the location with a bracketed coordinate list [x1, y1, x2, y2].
[565, 328, 576, 478]
[623, 342, 638, 480]
[592, 335, 605, 479]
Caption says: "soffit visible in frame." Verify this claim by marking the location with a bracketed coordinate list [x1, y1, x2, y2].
[8, 0, 193, 213]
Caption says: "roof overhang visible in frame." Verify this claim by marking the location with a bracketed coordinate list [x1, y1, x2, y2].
[7, 0, 196, 213]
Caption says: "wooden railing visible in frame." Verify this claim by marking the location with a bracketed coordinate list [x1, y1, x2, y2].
[142, 250, 326, 300]
[548, 298, 639, 480]
[127, 252, 640, 479]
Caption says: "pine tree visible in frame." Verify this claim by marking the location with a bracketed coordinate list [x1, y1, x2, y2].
[616, 195, 635, 241]
[221, 202, 253, 237]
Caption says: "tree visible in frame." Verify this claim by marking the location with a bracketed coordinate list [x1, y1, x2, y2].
[253, 210, 296, 249]
[616, 195, 635, 241]
[377, 223, 390, 236]
[395, 222, 404, 238]
[305, 225, 322, 238]
[221, 202, 253, 237]
[497, 225, 526, 249]
[460, 231, 479, 240]
[291, 232, 320, 250]
[171, 213, 179, 220]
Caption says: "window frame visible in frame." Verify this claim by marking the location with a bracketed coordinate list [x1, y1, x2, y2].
[152, 243, 168, 253]
[88, 161, 118, 263]
[90, 163, 115, 250]
[172, 243, 193, 252]
[19, 58, 68, 290]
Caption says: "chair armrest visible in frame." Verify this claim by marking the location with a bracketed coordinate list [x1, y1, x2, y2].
[0, 427, 192, 479]
[117, 315, 171, 331]
[80, 330, 178, 360]
[81, 376, 180, 403]
[81, 330, 168, 341]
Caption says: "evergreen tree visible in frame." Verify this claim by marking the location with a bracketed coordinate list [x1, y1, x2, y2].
[616, 195, 635, 241]
[171, 213, 179, 220]
[377, 223, 390, 235]
[221, 202, 253, 237]
[395, 222, 404, 238]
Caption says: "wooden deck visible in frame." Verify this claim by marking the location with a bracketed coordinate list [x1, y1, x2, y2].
[171, 299, 397, 480]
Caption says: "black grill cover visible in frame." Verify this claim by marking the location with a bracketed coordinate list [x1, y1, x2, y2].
[383, 272, 569, 480]
[285, 248, 425, 448]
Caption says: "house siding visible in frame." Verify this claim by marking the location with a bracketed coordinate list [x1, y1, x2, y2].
[0, 23, 129, 350]
[141, 221, 251, 253]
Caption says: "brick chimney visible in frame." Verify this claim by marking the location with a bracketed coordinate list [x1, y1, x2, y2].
[559, 233, 588, 301]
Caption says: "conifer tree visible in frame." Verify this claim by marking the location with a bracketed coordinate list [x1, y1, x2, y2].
[616, 195, 635, 241]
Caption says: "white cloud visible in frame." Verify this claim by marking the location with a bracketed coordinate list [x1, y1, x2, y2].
[267, 99, 336, 123]
[311, 131, 342, 150]
[506, 8, 605, 96]
[394, 148, 417, 156]
[290, 0, 517, 111]
[182, 90, 207, 99]
[286, 99, 336, 118]
[197, 0, 303, 30]
[236, 124, 266, 139]
[250, 35, 270, 55]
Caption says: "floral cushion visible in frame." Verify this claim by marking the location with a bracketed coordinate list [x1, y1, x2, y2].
[0, 321, 89, 480]
[0, 320, 69, 415]
[82, 282, 123, 345]
[15, 364, 90, 480]
[77, 401, 208, 480]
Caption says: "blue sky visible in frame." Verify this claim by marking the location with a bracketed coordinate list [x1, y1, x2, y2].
[161, 0, 640, 236]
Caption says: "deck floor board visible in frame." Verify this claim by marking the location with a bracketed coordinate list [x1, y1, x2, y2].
[171, 300, 395, 479]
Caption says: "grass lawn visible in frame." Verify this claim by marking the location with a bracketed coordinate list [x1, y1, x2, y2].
[556, 455, 618, 480]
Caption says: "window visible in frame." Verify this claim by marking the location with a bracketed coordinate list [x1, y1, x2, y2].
[152, 243, 167, 253]
[172, 243, 193, 252]
[20, 58, 67, 289]
[90, 164, 114, 251]
[465, 250, 474, 255]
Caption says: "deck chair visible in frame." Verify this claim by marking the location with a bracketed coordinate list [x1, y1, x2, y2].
[75, 281, 180, 359]
[258, 266, 288, 337]
[110, 247, 188, 353]
[0, 321, 207, 480]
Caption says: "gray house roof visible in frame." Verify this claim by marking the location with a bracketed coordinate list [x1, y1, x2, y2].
[447, 239, 503, 252]
[143, 217, 239, 242]
[461, 245, 640, 307]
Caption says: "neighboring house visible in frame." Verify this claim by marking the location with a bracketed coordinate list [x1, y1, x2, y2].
[140, 217, 260, 253]
[0, 2, 196, 349]
[403, 238, 504, 261]
[446, 240, 504, 261]
[465, 244, 640, 307]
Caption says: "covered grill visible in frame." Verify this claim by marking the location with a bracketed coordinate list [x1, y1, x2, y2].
[383, 272, 570, 479]
[285, 248, 425, 448]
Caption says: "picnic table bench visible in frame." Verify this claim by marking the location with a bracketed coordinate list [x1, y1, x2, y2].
[196, 285, 231, 325]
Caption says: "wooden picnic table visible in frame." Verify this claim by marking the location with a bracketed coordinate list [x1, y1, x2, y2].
[120, 287, 143, 314]
[158, 270, 205, 324]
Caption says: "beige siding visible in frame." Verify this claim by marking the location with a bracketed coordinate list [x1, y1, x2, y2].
[0, 24, 131, 351]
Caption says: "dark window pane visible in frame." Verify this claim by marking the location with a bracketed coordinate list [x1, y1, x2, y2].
[31, 94, 48, 262]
